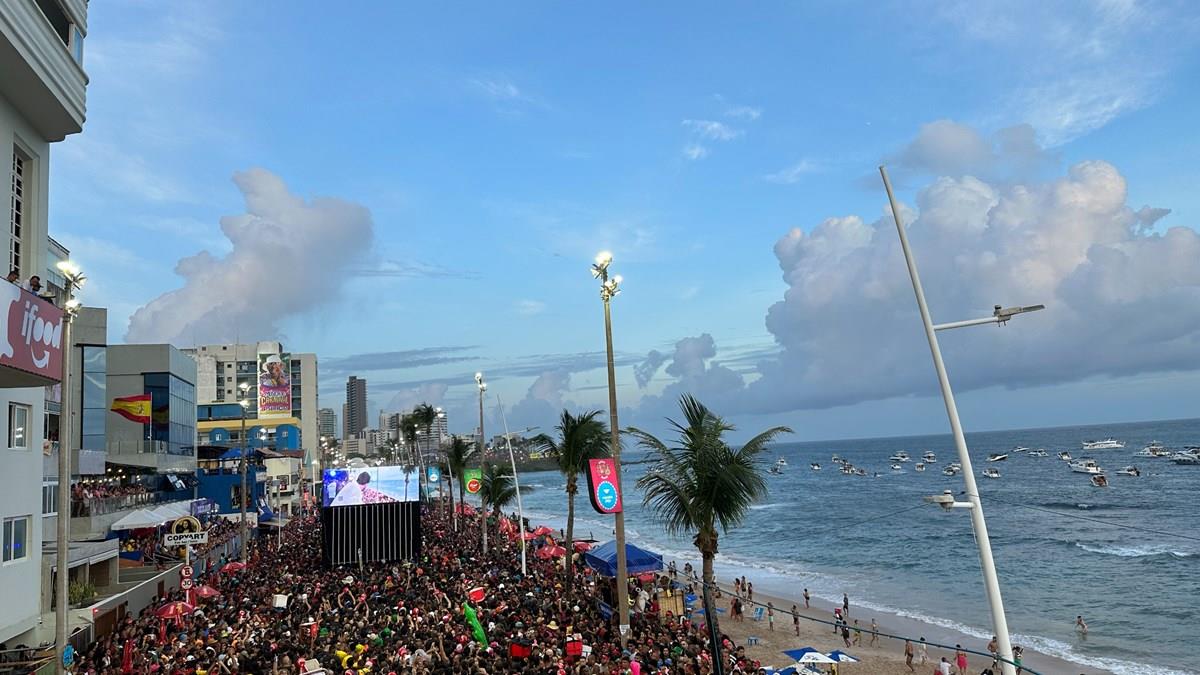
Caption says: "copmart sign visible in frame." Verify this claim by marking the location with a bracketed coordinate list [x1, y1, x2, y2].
[164, 531, 209, 547]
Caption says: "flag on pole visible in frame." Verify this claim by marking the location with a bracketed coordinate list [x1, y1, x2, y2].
[111, 394, 152, 424]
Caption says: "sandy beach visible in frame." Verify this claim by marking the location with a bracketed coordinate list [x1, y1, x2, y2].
[659, 564, 1116, 675]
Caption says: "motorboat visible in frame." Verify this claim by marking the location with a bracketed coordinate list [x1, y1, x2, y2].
[1028, 449, 1048, 457]
[840, 464, 855, 475]
[1013, 446, 1030, 453]
[1058, 451, 1073, 461]
[1136, 442, 1172, 458]
[1070, 459, 1103, 475]
[768, 465, 783, 475]
[810, 463, 821, 471]
[922, 451, 937, 463]
[941, 466, 957, 476]
[915, 462, 925, 472]
[889, 451, 911, 462]
[1116, 466, 1140, 477]
[1090, 474, 1109, 488]
[890, 463, 903, 471]
[854, 468, 868, 477]
[1170, 449, 1200, 465]
[981, 468, 1001, 479]
[1082, 438, 1125, 450]
[987, 453, 1008, 462]
[776, 458, 788, 468]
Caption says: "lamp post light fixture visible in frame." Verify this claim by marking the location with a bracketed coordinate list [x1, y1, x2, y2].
[238, 382, 251, 563]
[475, 372, 488, 553]
[591, 250, 631, 644]
[880, 165, 1041, 675]
[54, 260, 85, 675]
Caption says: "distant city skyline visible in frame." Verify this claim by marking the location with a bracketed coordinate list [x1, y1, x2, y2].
[53, 2, 1200, 441]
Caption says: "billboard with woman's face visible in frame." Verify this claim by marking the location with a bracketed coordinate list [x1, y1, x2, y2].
[323, 467, 421, 507]
[257, 352, 292, 418]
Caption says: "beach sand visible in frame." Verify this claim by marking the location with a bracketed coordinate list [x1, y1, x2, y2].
[658, 568, 1114, 675]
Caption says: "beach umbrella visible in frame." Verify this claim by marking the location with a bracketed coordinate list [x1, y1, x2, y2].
[193, 585, 221, 600]
[782, 648, 838, 664]
[532, 525, 554, 536]
[826, 650, 860, 663]
[521, 532, 539, 541]
[572, 541, 592, 553]
[154, 601, 195, 619]
[220, 561, 247, 573]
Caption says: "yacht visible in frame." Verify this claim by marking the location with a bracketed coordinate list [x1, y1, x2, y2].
[854, 467, 868, 477]
[942, 463, 962, 476]
[776, 458, 788, 468]
[915, 462, 926, 472]
[1028, 449, 1048, 457]
[1170, 449, 1200, 466]
[1116, 466, 1141, 477]
[768, 465, 783, 475]
[1013, 446, 1030, 453]
[1090, 474, 1109, 488]
[889, 451, 911, 463]
[1136, 442, 1172, 458]
[987, 453, 1008, 462]
[921, 451, 937, 463]
[840, 464, 855, 475]
[1070, 459, 1103, 475]
[1058, 451, 1073, 461]
[810, 463, 821, 471]
[1082, 438, 1125, 450]
[981, 467, 1001, 479]
[831, 454, 844, 464]
[890, 463, 903, 471]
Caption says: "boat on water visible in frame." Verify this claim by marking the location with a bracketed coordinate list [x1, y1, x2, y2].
[1029, 449, 1048, 457]
[941, 466, 957, 476]
[810, 463, 821, 471]
[987, 453, 1008, 462]
[890, 463, 903, 471]
[854, 468, 868, 477]
[889, 451, 911, 462]
[1013, 446, 1030, 453]
[1136, 441, 1172, 458]
[1116, 466, 1141, 477]
[1090, 474, 1109, 488]
[921, 451, 937, 463]
[768, 465, 783, 475]
[775, 458, 788, 468]
[1058, 451, 1073, 461]
[840, 464, 855, 475]
[1070, 459, 1103, 475]
[915, 462, 925, 472]
[1170, 449, 1200, 465]
[831, 454, 844, 464]
[981, 467, 1001, 479]
[1082, 438, 1125, 450]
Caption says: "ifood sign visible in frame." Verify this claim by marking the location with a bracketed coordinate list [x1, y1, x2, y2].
[0, 283, 64, 384]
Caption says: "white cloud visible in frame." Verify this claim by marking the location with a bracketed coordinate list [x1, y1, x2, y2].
[682, 119, 742, 141]
[507, 369, 573, 430]
[889, 120, 1053, 180]
[470, 77, 524, 101]
[725, 105, 761, 121]
[632, 334, 747, 419]
[125, 168, 374, 345]
[682, 144, 709, 161]
[515, 299, 546, 316]
[386, 383, 449, 414]
[765, 159, 819, 184]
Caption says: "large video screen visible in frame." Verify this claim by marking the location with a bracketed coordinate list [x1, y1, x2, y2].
[323, 467, 421, 507]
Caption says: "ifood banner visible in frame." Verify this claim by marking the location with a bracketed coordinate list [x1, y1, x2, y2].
[0, 283, 64, 383]
[257, 352, 291, 418]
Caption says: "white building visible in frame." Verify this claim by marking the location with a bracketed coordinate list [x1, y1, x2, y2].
[0, 0, 89, 644]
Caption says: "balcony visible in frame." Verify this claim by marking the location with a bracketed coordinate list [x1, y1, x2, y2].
[69, 491, 192, 540]
[0, 0, 88, 141]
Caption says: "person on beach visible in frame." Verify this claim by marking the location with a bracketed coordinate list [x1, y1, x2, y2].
[792, 604, 800, 636]
[833, 607, 842, 633]
[851, 619, 862, 646]
[937, 656, 952, 675]
[1075, 615, 1088, 635]
[918, 636, 928, 665]
[734, 578, 742, 597]
[747, 581, 754, 602]
[1013, 644, 1024, 674]
[843, 592, 850, 616]
[904, 639, 915, 672]
[841, 620, 851, 648]
[870, 618, 879, 647]
[767, 602, 775, 631]
[955, 644, 968, 674]
[803, 588, 810, 609]
[987, 635, 997, 660]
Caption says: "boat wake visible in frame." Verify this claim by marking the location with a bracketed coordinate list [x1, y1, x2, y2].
[1074, 542, 1198, 559]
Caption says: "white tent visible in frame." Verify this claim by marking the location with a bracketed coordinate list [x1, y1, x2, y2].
[108, 503, 192, 530]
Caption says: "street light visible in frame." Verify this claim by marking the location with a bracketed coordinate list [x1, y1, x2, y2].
[496, 398, 528, 576]
[238, 382, 251, 563]
[880, 165, 1040, 675]
[475, 372, 488, 553]
[591, 250, 631, 644]
[54, 260, 84, 675]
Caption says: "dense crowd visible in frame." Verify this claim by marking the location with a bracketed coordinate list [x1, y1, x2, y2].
[74, 483, 150, 500]
[76, 503, 759, 674]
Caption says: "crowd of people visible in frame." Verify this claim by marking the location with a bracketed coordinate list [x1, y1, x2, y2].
[75, 502, 761, 675]
[72, 483, 154, 517]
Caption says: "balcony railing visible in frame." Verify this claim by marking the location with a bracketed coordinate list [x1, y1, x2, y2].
[70, 490, 178, 517]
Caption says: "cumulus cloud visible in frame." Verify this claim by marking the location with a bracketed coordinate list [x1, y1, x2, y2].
[507, 369, 573, 430]
[634, 334, 746, 419]
[386, 382, 449, 414]
[741, 158, 1199, 413]
[891, 120, 1053, 179]
[125, 169, 372, 344]
[634, 350, 667, 388]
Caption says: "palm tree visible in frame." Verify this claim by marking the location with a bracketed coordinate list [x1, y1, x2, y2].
[532, 409, 609, 591]
[478, 463, 517, 544]
[445, 435, 477, 522]
[628, 394, 791, 637]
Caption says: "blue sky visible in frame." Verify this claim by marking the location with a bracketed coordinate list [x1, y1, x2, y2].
[52, 1, 1200, 441]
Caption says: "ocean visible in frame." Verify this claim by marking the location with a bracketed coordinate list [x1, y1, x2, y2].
[513, 417, 1200, 675]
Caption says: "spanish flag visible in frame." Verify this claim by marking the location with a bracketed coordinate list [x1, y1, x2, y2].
[111, 394, 152, 424]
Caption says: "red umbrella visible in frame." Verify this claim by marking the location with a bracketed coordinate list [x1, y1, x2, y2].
[220, 561, 247, 573]
[636, 572, 657, 583]
[544, 545, 568, 559]
[532, 525, 554, 536]
[193, 585, 221, 599]
[521, 532, 539, 541]
[154, 601, 195, 619]
[573, 541, 592, 553]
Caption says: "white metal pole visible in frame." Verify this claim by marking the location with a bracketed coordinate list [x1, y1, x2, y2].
[880, 166, 1016, 675]
[55, 284, 76, 675]
[496, 397, 527, 576]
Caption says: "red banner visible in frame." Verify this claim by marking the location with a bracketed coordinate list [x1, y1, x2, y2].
[586, 458, 623, 514]
[0, 284, 64, 383]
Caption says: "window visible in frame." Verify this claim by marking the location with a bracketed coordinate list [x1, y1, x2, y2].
[2, 515, 30, 563]
[10, 149, 25, 276]
[9, 403, 30, 449]
[42, 482, 57, 516]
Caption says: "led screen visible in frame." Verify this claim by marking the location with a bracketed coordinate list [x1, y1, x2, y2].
[323, 467, 421, 507]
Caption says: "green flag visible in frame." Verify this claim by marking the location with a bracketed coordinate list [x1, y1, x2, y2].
[463, 602, 487, 647]
[463, 468, 483, 494]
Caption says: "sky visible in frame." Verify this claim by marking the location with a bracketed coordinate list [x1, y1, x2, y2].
[51, 1, 1200, 443]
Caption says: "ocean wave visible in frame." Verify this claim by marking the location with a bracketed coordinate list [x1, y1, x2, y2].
[1015, 633, 1199, 675]
[1038, 501, 1119, 511]
[748, 502, 797, 511]
[1074, 542, 1198, 559]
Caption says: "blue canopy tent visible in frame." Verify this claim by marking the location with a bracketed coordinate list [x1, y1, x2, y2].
[582, 540, 663, 577]
[218, 447, 264, 461]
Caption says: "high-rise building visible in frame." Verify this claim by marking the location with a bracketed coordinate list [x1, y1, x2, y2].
[317, 407, 336, 439]
[184, 342, 319, 465]
[344, 376, 367, 439]
[0, 0, 90, 645]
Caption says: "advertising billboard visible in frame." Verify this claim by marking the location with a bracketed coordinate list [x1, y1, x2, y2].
[257, 352, 292, 419]
[323, 466, 422, 507]
[0, 283, 65, 384]
[586, 458, 623, 514]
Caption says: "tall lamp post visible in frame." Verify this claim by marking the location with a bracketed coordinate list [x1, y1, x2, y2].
[475, 372, 488, 553]
[55, 260, 85, 675]
[591, 251, 630, 644]
[435, 408, 449, 520]
[880, 166, 1042, 675]
[237, 383, 251, 563]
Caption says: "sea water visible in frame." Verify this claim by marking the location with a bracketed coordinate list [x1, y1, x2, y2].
[515, 417, 1200, 675]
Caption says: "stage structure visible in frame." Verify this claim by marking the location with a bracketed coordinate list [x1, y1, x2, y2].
[319, 466, 422, 566]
